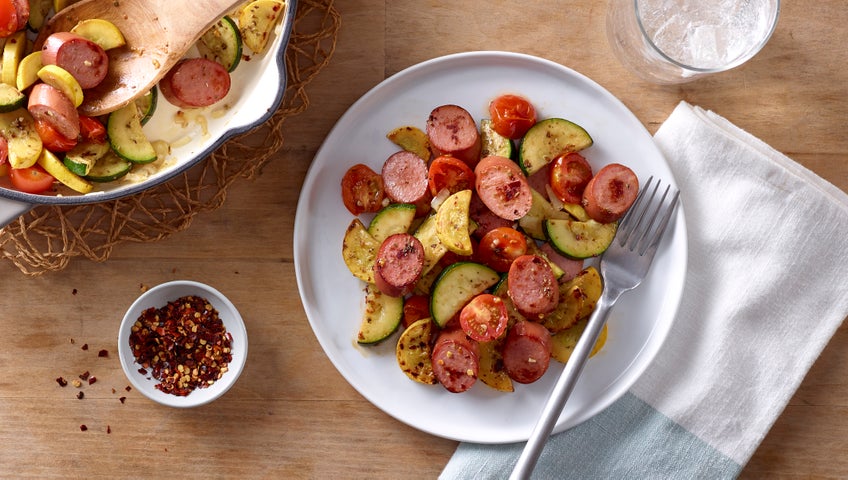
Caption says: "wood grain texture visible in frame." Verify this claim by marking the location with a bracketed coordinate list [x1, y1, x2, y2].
[1, 0, 845, 477]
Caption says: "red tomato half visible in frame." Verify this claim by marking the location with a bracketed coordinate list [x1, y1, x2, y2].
[0, 0, 17, 37]
[9, 165, 54, 193]
[488, 94, 537, 140]
[428, 155, 475, 196]
[402, 295, 431, 329]
[79, 116, 107, 144]
[460, 293, 508, 342]
[476, 227, 527, 273]
[549, 152, 593, 204]
[34, 119, 77, 153]
[340, 164, 385, 215]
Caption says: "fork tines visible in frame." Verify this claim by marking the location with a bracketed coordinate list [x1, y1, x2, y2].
[617, 176, 680, 256]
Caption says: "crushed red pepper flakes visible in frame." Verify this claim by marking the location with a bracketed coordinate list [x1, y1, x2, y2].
[125, 386, 131, 392]
[128, 295, 233, 396]
[88, 376, 97, 385]
[56, 377, 68, 387]
[119, 396, 126, 404]
[98, 349, 109, 358]
[79, 371, 90, 381]
[76, 391, 84, 400]
[81, 344, 89, 351]
[80, 425, 87, 431]
[107, 425, 111, 434]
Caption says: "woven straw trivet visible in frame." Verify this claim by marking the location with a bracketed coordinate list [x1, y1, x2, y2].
[0, 0, 340, 276]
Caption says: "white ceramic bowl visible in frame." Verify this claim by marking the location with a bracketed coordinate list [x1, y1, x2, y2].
[118, 280, 247, 408]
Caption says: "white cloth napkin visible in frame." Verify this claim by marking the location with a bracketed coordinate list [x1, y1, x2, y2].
[440, 101, 848, 479]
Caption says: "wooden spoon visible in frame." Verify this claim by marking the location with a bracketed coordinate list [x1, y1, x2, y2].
[34, 0, 244, 116]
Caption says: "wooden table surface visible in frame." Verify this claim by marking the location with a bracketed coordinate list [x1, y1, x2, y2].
[2, 0, 846, 478]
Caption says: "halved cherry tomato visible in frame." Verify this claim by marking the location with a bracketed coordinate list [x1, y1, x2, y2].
[9, 165, 54, 193]
[0, 0, 17, 37]
[402, 294, 431, 329]
[488, 94, 536, 140]
[549, 152, 593, 204]
[459, 293, 508, 342]
[34, 119, 77, 153]
[340, 164, 385, 215]
[428, 155, 475, 196]
[476, 226, 527, 273]
[79, 116, 107, 144]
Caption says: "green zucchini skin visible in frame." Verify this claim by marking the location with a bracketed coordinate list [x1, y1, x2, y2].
[518, 118, 593, 176]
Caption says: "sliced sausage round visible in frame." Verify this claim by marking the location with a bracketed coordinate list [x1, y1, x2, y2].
[581, 163, 639, 224]
[507, 254, 560, 320]
[474, 155, 533, 221]
[502, 320, 552, 384]
[426, 104, 482, 166]
[381, 150, 429, 204]
[539, 242, 585, 283]
[28, 83, 80, 140]
[432, 329, 480, 393]
[158, 57, 232, 109]
[468, 192, 513, 239]
[372, 233, 425, 297]
[11, 0, 29, 31]
[41, 32, 109, 89]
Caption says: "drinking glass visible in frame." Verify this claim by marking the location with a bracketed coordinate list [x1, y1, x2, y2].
[606, 0, 780, 84]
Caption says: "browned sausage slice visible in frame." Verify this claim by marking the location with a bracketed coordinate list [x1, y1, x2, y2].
[502, 320, 552, 384]
[41, 32, 109, 89]
[373, 233, 425, 297]
[581, 163, 639, 224]
[431, 329, 480, 393]
[474, 155, 533, 221]
[11, 0, 28, 31]
[381, 150, 429, 204]
[158, 58, 232, 109]
[468, 192, 513, 239]
[507, 254, 560, 320]
[426, 104, 482, 166]
[28, 83, 80, 140]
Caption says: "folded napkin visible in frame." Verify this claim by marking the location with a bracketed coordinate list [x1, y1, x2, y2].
[441, 101, 848, 479]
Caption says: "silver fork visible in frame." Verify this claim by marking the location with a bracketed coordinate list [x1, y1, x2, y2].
[509, 177, 681, 480]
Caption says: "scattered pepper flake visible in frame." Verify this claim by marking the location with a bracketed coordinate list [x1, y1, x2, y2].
[72, 379, 82, 388]
[76, 391, 84, 400]
[98, 349, 109, 358]
[125, 386, 132, 392]
[88, 376, 97, 385]
[80, 425, 87, 431]
[56, 377, 68, 387]
[119, 396, 126, 404]
[72, 288, 78, 295]
[81, 343, 89, 351]
[79, 371, 90, 381]
[107, 425, 111, 434]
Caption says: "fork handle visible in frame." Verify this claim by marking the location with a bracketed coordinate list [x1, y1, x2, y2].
[509, 287, 622, 480]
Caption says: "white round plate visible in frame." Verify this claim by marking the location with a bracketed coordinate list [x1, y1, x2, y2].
[293, 51, 687, 444]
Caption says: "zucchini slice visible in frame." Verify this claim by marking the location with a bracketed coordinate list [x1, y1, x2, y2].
[85, 151, 132, 182]
[237, 0, 285, 54]
[518, 118, 593, 176]
[544, 218, 617, 259]
[430, 261, 500, 328]
[0, 83, 25, 113]
[198, 16, 242, 72]
[107, 102, 157, 163]
[368, 203, 416, 244]
[357, 284, 403, 345]
[395, 317, 437, 384]
[64, 141, 110, 176]
[434, 189, 473, 255]
[136, 87, 158, 126]
[386, 125, 431, 162]
[36, 148, 93, 194]
[342, 218, 379, 284]
[480, 118, 515, 159]
[1, 31, 27, 87]
[15, 51, 42, 92]
[0, 109, 42, 168]
[70, 19, 127, 50]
